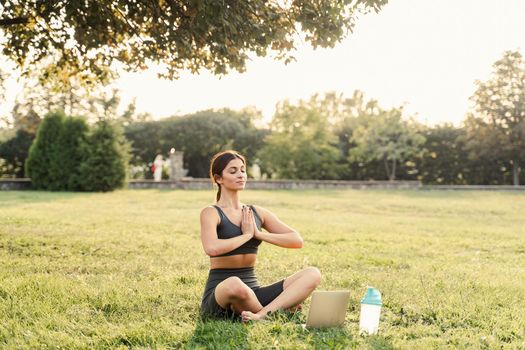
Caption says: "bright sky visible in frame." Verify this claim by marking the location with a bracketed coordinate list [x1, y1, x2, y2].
[2, 0, 525, 127]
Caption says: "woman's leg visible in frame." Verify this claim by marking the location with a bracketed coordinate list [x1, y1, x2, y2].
[214, 276, 264, 315]
[241, 266, 321, 322]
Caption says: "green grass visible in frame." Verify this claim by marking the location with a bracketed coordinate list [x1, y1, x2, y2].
[1, 189, 524, 349]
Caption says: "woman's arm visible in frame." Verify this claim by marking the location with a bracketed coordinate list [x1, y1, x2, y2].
[252, 206, 303, 249]
[201, 207, 253, 257]
[200, 207, 253, 257]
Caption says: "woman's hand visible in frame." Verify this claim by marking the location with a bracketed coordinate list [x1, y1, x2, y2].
[241, 206, 257, 239]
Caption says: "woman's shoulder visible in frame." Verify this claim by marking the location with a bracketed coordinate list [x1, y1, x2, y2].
[200, 205, 220, 225]
[200, 205, 221, 218]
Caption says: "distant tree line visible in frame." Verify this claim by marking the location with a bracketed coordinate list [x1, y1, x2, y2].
[0, 50, 524, 188]
[121, 90, 523, 185]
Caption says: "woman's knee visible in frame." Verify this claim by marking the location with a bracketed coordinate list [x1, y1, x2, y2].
[305, 266, 322, 288]
[222, 277, 251, 300]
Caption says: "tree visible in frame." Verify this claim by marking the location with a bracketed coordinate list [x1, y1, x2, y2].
[124, 108, 265, 178]
[0, 68, 9, 128]
[463, 114, 521, 185]
[119, 98, 153, 127]
[0, 158, 11, 178]
[60, 117, 90, 190]
[78, 120, 130, 192]
[330, 90, 389, 180]
[0, 67, 6, 104]
[349, 108, 425, 181]
[257, 98, 344, 179]
[415, 124, 470, 185]
[0, 1, 387, 84]
[0, 128, 35, 178]
[469, 50, 525, 185]
[6, 70, 145, 129]
[25, 111, 89, 190]
[124, 121, 164, 175]
[10, 108, 42, 135]
[25, 111, 66, 189]
[8, 65, 109, 123]
[1, 68, 117, 179]
[162, 108, 266, 178]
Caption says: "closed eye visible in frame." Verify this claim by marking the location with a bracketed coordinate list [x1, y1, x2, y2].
[229, 167, 246, 173]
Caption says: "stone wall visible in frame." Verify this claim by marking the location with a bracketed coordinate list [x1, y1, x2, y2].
[422, 185, 525, 191]
[0, 178, 32, 190]
[5, 178, 525, 191]
[128, 179, 422, 190]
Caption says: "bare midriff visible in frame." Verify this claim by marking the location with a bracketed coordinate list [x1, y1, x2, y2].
[210, 253, 257, 269]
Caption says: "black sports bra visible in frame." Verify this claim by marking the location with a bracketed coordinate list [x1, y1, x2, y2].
[212, 205, 263, 257]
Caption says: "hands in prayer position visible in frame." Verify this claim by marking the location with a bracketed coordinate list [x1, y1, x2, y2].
[241, 206, 261, 239]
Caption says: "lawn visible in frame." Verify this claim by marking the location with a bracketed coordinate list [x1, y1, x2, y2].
[0, 189, 524, 349]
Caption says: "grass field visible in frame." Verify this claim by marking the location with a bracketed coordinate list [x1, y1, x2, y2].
[0, 189, 524, 349]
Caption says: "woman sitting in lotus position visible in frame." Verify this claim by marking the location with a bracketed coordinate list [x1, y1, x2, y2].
[200, 150, 321, 322]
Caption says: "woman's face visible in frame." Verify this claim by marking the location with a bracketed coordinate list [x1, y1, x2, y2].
[217, 158, 247, 189]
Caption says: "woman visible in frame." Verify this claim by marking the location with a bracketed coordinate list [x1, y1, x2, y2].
[200, 150, 321, 322]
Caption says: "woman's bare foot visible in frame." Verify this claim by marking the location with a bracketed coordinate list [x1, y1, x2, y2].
[241, 310, 266, 322]
[241, 304, 302, 322]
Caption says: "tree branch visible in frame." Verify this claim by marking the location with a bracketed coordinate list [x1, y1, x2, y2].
[0, 17, 29, 27]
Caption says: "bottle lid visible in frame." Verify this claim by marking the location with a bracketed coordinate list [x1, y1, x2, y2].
[360, 286, 382, 306]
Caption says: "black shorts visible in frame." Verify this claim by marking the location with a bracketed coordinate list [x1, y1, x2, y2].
[200, 266, 285, 320]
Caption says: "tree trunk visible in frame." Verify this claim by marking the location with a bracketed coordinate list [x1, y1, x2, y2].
[389, 158, 396, 181]
[513, 161, 520, 186]
[383, 158, 390, 181]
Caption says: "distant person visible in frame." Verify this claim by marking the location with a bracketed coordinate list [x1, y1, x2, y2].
[199, 150, 321, 322]
[153, 154, 164, 181]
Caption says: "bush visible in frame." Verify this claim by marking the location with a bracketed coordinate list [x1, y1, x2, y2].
[60, 117, 90, 190]
[25, 111, 129, 192]
[0, 129, 35, 178]
[78, 120, 130, 192]
[25, 111, 66, 190]
[25, 111, 89, 190]
[0, 157, 15, 178]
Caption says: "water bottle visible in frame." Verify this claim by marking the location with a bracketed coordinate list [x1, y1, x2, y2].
[359, 286, 382, 335]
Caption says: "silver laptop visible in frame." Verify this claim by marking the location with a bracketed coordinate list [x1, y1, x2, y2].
[302, 290, 351, 328]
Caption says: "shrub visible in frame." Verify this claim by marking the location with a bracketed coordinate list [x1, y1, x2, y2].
[25, 111, 66, 190]
[78, 120, 130, 192]
[25, 111, 89, 190]
[60, 117, 90, 190]
[0, 129, 35, 178]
